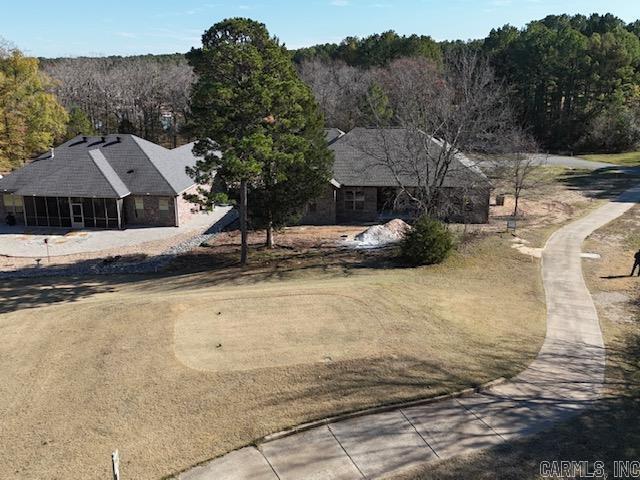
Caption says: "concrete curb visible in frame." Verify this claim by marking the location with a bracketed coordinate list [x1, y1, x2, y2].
[258, 377, 507, 444]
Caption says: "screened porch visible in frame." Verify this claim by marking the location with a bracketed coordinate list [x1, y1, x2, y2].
[22, 196, 122, 229]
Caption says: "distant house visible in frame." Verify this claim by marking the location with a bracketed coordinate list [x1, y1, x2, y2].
[302, 127, 491, 225]
[0, 135, 203, 229]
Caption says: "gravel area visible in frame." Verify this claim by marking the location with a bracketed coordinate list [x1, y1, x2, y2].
[0, 210, 237, 279]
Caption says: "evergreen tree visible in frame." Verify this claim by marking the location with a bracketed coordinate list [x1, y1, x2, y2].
[187, 18, 333, 263]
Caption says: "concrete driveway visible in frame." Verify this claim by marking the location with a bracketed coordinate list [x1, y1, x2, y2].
[0, 207, 233, 258]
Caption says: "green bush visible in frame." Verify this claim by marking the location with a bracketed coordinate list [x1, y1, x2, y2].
[400, 216, 453, 266]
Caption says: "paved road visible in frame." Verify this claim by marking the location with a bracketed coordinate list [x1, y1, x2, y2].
[532, 153, 615, 170]
[178, 186, 640, 480]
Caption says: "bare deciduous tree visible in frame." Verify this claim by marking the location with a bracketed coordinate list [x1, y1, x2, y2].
[350, 51, 527, 217]
[487, 131, 544, 219]
[42, 56, 194, 145]
[298, 58, 374, 131]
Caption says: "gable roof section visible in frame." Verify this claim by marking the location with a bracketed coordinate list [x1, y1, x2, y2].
[329, 128, 490, 189]
[132, 137, 199, 194]
[0, 135, 200, 198]
[325, 128, 345, 146]
[88, 150, 131, 198]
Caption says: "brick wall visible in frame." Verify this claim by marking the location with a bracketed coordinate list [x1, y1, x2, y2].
[437, 187, 490, 224]
[176, 184, 202, 226]
[123, 195, 176, 227]
[0, 194, 25, 225]
[300, 184, 337, 225]
[336, 186, 378, 223]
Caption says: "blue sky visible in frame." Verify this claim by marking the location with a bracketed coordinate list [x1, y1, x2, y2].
[2, 0, 638, 57]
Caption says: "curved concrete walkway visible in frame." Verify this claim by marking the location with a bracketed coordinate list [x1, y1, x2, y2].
[179, 187, 640, 480]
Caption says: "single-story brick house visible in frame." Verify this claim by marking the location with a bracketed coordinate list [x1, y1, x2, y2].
[0, 134, 202, 229]
[302, 127, 491, 225]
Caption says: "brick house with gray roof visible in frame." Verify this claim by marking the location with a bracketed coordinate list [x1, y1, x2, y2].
[302, 128, 491, 225]
[0, 134, 202, 229]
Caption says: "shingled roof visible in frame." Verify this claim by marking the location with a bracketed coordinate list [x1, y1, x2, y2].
[325, 128, 345, 146]
[0, 135, 199, 198]
[329, 127, 490, 189]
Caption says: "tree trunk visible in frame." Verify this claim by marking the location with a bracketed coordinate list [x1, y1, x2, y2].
[239, 179, 248, 265]
[513, 193, 520, 219]
[266, 222, 274, 248]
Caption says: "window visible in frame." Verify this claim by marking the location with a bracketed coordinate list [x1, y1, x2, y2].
[344, 189, 365, 211]
[134, 197, 144, 210]
[158, 198, 169, 211]
[3, 194, 23, 214]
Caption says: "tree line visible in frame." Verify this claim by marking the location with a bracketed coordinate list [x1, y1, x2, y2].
[41, 54, 194, 147]
[295, 13, 640, 153]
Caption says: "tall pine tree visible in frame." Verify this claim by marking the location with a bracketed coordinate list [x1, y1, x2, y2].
[187, 18, 332, 263]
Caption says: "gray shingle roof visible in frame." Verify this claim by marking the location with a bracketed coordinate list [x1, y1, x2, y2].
[325, 128, 345, 146]
[0, 135, 199, 198]
[330, 128, 490, 189]
[89, 150, 131, 197]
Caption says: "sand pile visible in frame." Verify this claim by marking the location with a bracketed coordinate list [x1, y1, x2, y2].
[352, 219, 411, 248]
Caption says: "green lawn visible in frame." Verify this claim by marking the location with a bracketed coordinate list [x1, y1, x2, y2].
[581, 151, 640, 166]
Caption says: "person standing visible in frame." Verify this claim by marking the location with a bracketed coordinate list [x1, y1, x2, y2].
[632, 249, 640, 277]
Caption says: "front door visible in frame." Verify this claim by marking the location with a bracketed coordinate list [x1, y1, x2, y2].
[71, 203, 84, 229]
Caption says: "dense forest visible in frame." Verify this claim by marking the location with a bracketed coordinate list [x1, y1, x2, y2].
[293, 13, 640, 153]
[39, 54, 193, 148]
[3, 12, 638, 171]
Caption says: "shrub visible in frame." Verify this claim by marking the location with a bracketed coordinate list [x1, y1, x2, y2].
[400, 216, 453, 266]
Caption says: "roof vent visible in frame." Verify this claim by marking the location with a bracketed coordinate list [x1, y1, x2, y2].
[50, 148, 54, 159]
[127, 169, 135, 174]
[100, 136, 107, 143]
[82, 136, 87, 143]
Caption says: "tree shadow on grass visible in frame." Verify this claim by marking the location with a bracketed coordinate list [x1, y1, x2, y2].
[0, 246, 406, 314]
[557, 167, 640, 201]
[0, 277, 120, 315]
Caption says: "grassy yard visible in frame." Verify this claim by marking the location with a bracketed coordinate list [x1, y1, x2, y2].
[393, 205, 640, 480]
[1, 165, 622, 480]
[0, 233, 547, 480]
[581, 151, 640, 167]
